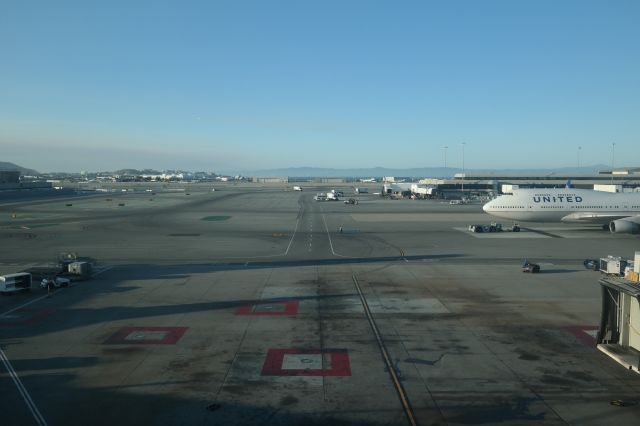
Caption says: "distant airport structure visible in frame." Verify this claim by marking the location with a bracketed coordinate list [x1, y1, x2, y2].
[3, 166, 640, 201]
[415, 168, 640, 197]
[0, 171, 20, 184]
[252, 176, 289, 184]
[0, 170, 52, 191]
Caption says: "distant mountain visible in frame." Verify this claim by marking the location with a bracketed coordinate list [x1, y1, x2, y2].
[0, 161, 39, 175]
[243, 164, 612, 178]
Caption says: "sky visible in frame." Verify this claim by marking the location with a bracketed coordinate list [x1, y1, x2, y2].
[1, 0, 639, 173]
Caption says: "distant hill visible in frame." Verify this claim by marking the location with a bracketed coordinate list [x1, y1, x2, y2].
[114, 168, 162, 175]
[0, 161, 39, 175]
[243, 165, 612, 178]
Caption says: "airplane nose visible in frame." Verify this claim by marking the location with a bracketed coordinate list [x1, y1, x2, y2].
[482, 202, 489, 212]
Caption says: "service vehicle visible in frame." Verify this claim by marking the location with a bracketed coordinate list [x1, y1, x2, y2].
[68, 261, 92, 280]
[41, 276, 71, 288]
[599, 256, 628, 276]
[583, 259, 599, 270]
[522, 260, 540, 273]
[0, 273, 32, 294]
[468, 224, 484, 233]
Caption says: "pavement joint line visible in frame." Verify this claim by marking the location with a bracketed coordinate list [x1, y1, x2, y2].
[351, 274, 418, 426]
[213, 269, 275, 403]
[0, 348, 48, 426]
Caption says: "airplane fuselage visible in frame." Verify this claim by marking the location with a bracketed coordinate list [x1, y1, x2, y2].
[483, 188, 640, 224]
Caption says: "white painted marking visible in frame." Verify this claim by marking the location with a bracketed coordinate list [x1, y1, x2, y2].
[282, 353, 324, 370]
[370, 297, 450, 314]
[0, 348, 48, 425]
[585, 329, 598, 339]
[283, 210, 302, 256]
[1, 294, 50, 318]
[226, 206, 303, 260]
[92, 266, 114, 276]
[319, 205, 347, 257]
[125, 331, 168, 341]
[1, 314, 22, 319]
[1, 265, 114, 318]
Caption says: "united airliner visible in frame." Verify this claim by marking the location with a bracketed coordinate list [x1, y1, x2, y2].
[482, 188, 640, 233]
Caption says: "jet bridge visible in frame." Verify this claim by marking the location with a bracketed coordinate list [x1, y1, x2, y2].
[597, 273, 640, 374]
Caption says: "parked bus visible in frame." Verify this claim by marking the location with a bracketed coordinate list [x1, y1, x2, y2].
[0, 272, 32, 294]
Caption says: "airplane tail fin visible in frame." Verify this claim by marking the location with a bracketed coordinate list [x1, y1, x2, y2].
[565, 179, 573, 189]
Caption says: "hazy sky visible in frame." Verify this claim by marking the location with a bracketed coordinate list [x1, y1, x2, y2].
[2, 0, 639, 173]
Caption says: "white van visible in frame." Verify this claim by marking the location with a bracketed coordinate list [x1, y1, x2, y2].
[0, 273, 32, 294]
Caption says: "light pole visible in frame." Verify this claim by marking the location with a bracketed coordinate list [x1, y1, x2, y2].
[577, 146, 581, 169]
[611, 142, 616, 184]
[461, 142, 466, 196]
[442, 146, 448, 172]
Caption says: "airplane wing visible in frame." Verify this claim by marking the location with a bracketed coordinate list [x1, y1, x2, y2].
[560, 212, 636, 224]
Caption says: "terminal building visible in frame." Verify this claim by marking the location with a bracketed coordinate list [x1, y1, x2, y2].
[453, 168, 640, 189]
[417, 168, 640, 198]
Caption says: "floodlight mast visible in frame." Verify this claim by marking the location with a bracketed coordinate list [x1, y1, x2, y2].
[611, 142, 615, 184]
[442, 146, 448, 171]
[461, 142, 466, 195]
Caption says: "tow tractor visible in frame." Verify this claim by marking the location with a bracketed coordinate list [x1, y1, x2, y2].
[522, 259, 540, 273]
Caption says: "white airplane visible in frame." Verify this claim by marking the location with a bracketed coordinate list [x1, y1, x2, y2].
[483, 187, 640, 233]
[359, 178, 376, 183]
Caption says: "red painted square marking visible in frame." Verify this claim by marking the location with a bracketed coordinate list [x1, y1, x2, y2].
[261, 349, 351, 376]
[235, 300, 299, 316]
[565, 326, 599, 347]
[0, 309, 55, 327]
[104, 326, 188, 345]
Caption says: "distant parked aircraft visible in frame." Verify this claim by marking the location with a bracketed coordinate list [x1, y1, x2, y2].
[483, 187, 640, 233]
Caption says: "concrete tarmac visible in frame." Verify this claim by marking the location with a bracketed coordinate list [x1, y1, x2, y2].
[1, 186, 640, 425]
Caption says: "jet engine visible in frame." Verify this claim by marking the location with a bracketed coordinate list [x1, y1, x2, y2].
[609, 219, 640, 234]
